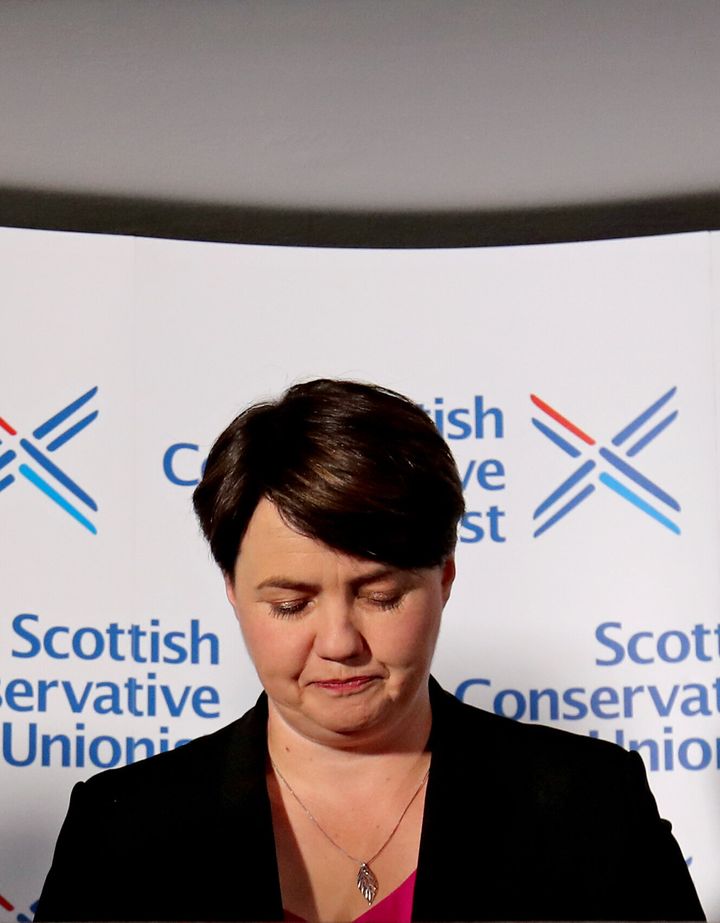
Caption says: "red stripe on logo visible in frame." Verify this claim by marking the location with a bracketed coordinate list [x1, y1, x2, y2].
[530, 394, 596, 445]
[0, 417, 17, 436]
[0, 894, 15, 912]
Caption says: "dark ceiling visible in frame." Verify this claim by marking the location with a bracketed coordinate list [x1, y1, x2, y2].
[1, 0, 719, 246]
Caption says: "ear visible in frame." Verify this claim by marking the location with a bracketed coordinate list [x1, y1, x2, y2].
[440, 555, 456, 605]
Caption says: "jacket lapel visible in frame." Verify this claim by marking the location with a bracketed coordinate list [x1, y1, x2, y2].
[215, 692, 284, 921]
[413, 678, 520, 921]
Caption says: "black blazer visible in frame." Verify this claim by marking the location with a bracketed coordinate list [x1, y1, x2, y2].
[35, 678, 704, 921]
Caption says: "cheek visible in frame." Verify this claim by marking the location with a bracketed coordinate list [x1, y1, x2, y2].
[238, 613, 309, 677]
[378, 603, 442, 667]
[234, 610, 272, 669]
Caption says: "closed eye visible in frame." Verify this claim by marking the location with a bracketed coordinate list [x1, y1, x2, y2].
[363, 593, 403, 611]
[268, 599, 310, 619]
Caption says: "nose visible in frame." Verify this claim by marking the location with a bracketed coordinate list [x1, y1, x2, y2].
[312, 600, 368, 663]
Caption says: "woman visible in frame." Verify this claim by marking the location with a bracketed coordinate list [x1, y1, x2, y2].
[36, 379, 704, 922]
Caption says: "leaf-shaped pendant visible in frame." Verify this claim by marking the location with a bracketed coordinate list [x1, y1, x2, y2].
[357, 863, 379, 905]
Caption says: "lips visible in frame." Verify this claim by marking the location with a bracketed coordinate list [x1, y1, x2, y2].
[312, 675, 378, 692]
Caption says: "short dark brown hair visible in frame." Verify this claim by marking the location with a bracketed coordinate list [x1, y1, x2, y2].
[192, 378, 464, 574]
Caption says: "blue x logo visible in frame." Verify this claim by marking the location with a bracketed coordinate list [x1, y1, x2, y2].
[0, 387, 99, 534]
[531, 387, 680, 538]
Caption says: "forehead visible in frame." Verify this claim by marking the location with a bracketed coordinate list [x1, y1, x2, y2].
[235, 497, 382, 580]
[239, 497, 322, 557]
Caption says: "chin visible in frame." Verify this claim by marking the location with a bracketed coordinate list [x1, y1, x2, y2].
[307, 698, 396, 739]
[313, 718, 385, 743]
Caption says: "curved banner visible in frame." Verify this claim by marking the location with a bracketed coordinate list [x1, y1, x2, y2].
[1, 228, 719, 916]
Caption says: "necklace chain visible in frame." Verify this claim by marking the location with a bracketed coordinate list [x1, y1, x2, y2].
[270, 755, 430, 905]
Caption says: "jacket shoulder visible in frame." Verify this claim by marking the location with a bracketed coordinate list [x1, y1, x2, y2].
[431, 678, 637, 776]
[80, 692, 266, 803]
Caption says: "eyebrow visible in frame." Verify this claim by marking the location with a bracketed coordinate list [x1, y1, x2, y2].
[255, 578, 317, 593]
[256, 567, 402, 593]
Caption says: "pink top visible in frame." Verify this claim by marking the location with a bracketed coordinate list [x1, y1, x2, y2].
[284, 869, 417, 923]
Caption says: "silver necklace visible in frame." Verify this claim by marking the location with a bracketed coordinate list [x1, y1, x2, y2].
[270, 756, 430, 906]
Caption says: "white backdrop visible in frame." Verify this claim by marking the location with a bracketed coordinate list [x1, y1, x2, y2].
[1, 227, 718, 918]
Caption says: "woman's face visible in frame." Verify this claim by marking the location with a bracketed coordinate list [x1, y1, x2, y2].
[225, 498, 455, 746]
